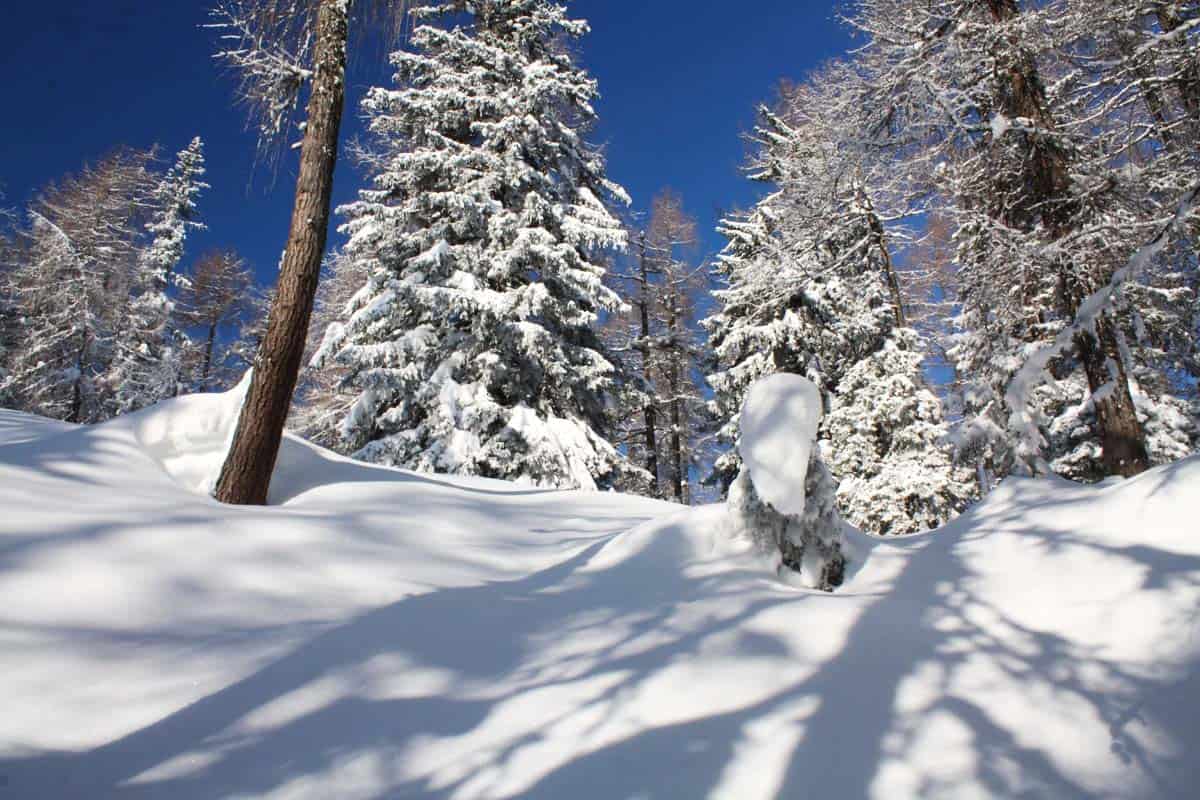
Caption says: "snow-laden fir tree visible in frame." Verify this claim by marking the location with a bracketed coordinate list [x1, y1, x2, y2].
[727, 374, 846, 591]
[109, 138, 208, 413]
[707, 68, 975, 535]
[313, 0, 633, 489]
[823, 330, 973, 535]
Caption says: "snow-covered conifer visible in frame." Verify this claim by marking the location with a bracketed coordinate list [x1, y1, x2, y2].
[314, 0, 631, 488]
[110, 138, 209, 412]
[824, 330, 975, 535]
[707, 68, 974, 533]
[727, 375, 846, 591]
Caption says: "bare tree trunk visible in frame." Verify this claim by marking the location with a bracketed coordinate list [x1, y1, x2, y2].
[1076, 317, 1151, 476]
[988, 0, 1149, 477]
[202, 321, 217, 390]
[635, 233, 661, 497]
[667, 300, 684, 504]
[857, 185, 906, 327]
[214, 0, 348, 505]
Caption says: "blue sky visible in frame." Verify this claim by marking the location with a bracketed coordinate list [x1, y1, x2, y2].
[0, 1, 853, 285]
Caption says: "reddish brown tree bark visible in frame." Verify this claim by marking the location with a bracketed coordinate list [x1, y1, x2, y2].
[214, 0, 349, 505]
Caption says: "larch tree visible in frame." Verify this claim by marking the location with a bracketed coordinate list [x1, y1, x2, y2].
[181, 249, 257, 391]
[1, 149, 161, 423]
[603, 190, 710, 503]
[643, 190, 708, 504]
[848, 0, 1192, 483]
[0, 204, 17, 400]
[291, 248, 367, 449]
[1051, 0, 1200, 474]
[208, 0, 409, 505]
[600, 229, 663, 497]
[310, 0, 633, 488]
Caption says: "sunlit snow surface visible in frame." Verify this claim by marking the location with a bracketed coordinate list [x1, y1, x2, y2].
[1, 388, 1199, 799]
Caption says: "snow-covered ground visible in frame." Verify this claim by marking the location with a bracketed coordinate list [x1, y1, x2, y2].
[1, 391, 1199, 799]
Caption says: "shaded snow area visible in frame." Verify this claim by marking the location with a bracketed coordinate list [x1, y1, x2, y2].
[2, 388, 1199, 799]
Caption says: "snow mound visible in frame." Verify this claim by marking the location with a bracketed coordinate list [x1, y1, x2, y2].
[738, 373, 823, 516]
[2, 400, 1200, 799]
[114, 372, 251, 494]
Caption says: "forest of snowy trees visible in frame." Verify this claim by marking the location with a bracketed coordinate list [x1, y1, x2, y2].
[0, 139, 266, 422]
[2, 0, 1197, 534]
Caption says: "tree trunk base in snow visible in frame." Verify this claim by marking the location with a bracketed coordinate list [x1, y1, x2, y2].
[1075, 317, 1150, 478]
[727, 455, 846, 592]
[212, 0, 349, 506]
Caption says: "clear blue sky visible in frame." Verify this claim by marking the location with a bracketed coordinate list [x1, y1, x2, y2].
[0, 1, 853, 286]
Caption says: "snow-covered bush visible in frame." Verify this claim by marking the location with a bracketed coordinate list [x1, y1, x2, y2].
[823, 330, 975, 534]
[726, 374, 846, 591]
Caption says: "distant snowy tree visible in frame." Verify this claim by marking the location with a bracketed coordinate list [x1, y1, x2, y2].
[1, 149, 160, 422]
[0, 204, 17, 400]
[292, 249, 366, 448]
[599, 230, 662, 497]
[142, 138, 208, 288]
[644, 191, 709, 504]
[109, 138, 209, 412]
[1, 213, 106, 420]
[180, 249, 258, 392]
[313, 0, 632, 488]
[604, 190, 709, 502]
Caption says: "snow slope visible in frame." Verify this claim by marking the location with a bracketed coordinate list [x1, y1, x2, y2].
[1, 390, 1198, 799]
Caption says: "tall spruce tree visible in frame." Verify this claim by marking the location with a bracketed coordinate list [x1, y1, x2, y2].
[312, 0, 632, 489]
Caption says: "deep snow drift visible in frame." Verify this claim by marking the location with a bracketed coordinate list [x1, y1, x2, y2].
[1, 389, 1199, 799]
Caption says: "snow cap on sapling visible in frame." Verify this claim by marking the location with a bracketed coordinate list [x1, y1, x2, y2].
[738, 373, 823, 516]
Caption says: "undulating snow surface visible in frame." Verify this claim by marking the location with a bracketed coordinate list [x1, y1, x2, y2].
[2, 388, 1199, 799]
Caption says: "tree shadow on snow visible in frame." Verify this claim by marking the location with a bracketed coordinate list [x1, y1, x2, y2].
[2, 462, 1199, 798]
